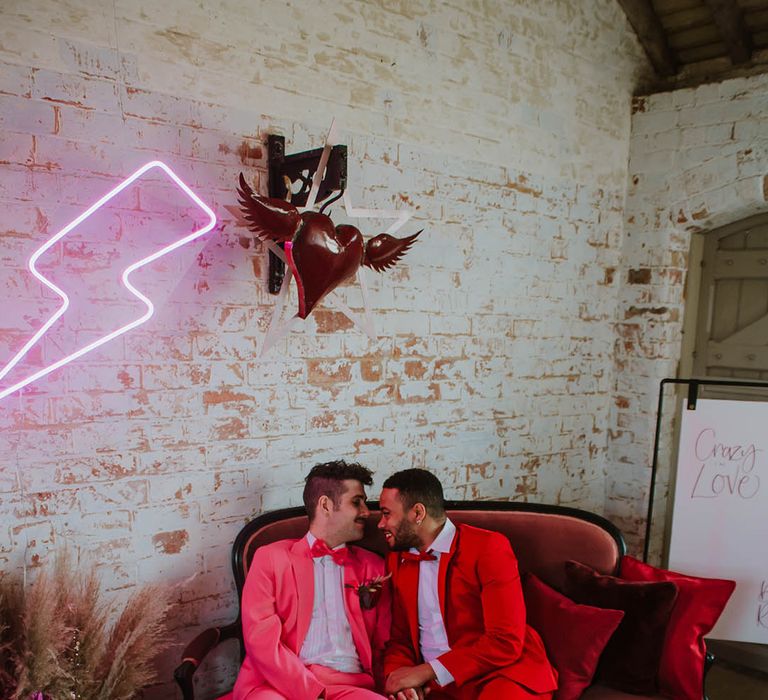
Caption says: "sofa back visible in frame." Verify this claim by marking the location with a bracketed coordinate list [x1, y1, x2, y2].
[232, 501, 625, 599]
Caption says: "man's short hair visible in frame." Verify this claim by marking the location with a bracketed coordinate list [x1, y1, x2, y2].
[303, 460, 373, 522]
[382, 468, 445, 518]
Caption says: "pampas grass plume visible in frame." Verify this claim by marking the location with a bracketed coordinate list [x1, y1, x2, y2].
[0, 553, 171, 700]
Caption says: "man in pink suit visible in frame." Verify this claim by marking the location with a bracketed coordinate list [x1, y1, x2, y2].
[232, 460, 391, 700]
[379, 469, 557, 700]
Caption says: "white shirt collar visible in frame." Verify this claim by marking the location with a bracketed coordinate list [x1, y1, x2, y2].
[411, 517, 456, 555]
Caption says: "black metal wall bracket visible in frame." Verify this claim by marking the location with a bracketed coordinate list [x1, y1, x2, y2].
[266, 134, 348, 293]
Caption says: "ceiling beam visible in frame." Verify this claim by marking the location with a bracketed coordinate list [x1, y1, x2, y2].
[616, 0, 678, 76]
[703, 0, 753, 64]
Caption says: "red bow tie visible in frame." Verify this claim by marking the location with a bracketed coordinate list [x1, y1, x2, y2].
[310, 539, 349, 566]
[400, 549, 437, 563]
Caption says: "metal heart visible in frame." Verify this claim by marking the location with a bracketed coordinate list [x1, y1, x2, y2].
[289, 213, 364, 319]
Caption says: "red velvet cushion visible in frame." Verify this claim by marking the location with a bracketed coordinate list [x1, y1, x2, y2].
[620, 556, 735, 700]
[564, 560, 679, 695]
[523, 573, 624, 700]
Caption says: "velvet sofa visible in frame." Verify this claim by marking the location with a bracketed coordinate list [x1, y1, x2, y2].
[175, 501, 708, 700]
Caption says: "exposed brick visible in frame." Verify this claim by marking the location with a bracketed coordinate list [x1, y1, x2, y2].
[627, 268, 652, 284]
[152, 529, 189, 554]
[359, 359, 383, 381]
[307, 359, 353, 385]
[610, 71, 768, 559]
[312, 310, 355, 333]
[0, 1, 668, 696]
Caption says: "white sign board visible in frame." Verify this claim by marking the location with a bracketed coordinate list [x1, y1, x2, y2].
[668, 398, 768, 643]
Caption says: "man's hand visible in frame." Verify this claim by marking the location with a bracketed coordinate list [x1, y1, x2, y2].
[385, 663, 435, 699]
[388, 689, 426, 700]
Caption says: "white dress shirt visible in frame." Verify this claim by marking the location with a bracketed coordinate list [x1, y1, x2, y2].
[412, 518, 456, 687]
[299, 533, 363, 673]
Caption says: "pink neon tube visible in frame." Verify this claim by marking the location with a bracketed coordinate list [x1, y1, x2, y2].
[0, 160, 217, 401]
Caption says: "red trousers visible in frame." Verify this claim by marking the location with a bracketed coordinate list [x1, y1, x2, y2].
[428, 677, 554, 700]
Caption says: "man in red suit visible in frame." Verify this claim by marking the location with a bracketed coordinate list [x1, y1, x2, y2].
[378, 469, 557, 700]
[232, 461, 391, 700]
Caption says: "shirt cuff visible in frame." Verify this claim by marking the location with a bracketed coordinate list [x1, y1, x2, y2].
[428, 659, 454, 687]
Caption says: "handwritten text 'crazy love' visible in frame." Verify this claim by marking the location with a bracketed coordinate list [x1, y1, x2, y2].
[690, 428, 762, 500]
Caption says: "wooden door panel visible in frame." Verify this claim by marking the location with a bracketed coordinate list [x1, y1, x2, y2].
[739, 279, 768, 327]
[694, 214, 768, 383]
[706, 342, 768, 371]
[710, 279, 741, 340]
[713, 251, 768, 278]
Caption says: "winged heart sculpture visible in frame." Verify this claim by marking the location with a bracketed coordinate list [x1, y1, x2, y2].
[237, 173, 421, 319]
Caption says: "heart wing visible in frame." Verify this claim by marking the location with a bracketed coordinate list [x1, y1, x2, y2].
[237, 173, 301, 243]
[362, 231, 422, 272]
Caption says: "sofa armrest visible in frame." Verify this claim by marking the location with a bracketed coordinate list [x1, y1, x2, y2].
[174, 620, 241, 700]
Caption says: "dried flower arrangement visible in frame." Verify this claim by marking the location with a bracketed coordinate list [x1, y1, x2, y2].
[0, 554, 171, 700]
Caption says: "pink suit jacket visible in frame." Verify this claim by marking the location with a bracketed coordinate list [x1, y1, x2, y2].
[232, 537, 391, 700]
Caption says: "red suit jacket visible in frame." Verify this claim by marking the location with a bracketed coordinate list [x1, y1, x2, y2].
[233, 537, 391, 700]
[383, 523, 557, 693]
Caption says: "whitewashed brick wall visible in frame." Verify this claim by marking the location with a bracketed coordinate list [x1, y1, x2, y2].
[0, 0, 647, 696]
[609, 72, 768, 558]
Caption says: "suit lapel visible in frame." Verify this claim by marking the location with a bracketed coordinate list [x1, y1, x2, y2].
[437, 525, 459, 623]
[289, 538, 315, 650]
[394, 554, 422, 655]
[343, 551, 372, 672]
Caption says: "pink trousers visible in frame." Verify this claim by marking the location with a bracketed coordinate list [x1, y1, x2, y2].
[244, 664, 386, 699]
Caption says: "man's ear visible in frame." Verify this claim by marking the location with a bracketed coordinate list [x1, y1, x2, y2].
[317, 494, 332, 518]
[411, 502, 427, 523]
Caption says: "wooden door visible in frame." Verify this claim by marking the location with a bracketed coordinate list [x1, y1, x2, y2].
[693, 213, 768, 396]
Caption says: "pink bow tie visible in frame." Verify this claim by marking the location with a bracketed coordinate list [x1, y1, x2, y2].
[400, 549, 437, 563]
[311, 539, 349, 566]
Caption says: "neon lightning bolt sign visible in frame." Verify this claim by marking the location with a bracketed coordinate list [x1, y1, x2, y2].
[0, 161, 217, 401]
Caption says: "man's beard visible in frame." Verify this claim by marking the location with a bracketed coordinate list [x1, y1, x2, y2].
[389, 521, 421, 551]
